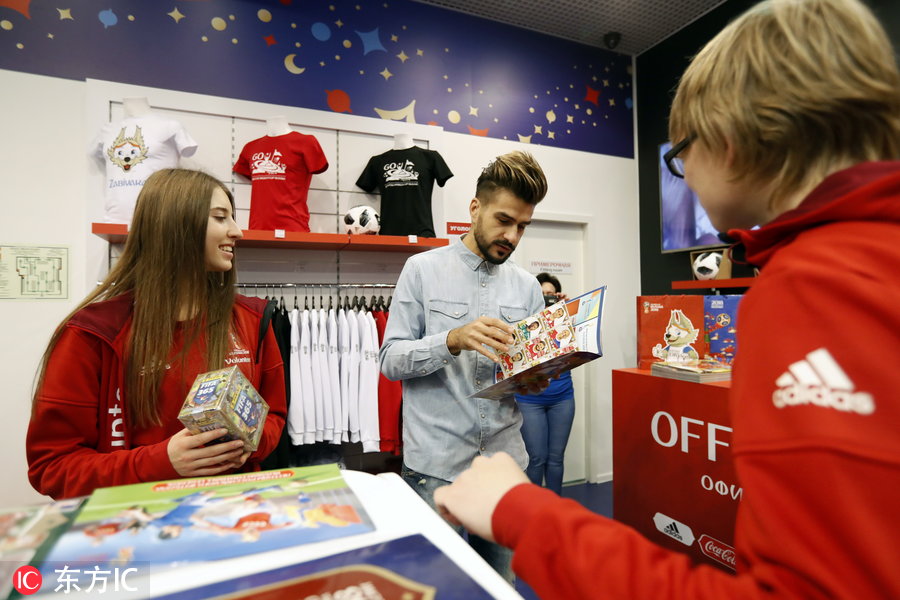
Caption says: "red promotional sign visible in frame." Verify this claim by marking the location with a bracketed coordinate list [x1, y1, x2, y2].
[612, 369, 739, 571]
[446, 222, 471, 235]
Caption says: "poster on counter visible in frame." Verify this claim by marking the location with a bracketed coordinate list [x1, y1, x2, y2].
[0, 245, 69, 300]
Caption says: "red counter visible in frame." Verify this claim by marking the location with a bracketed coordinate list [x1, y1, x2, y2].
[612, 368, 739, 572]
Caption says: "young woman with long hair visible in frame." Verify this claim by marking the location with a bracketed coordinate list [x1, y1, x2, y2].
[27, 169, 286, 500]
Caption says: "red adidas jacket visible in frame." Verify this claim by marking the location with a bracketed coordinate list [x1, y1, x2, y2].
[493, 162, 900, 599]
[27, 294, 286, 500]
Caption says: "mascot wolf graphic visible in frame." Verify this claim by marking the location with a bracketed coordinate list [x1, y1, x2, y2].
[652, 309, 700, 363]
[107, 126, 149, 172]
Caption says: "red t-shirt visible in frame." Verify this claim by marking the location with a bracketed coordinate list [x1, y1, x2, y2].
[373, 310, 402, 454]
[233, 132, 329, 232]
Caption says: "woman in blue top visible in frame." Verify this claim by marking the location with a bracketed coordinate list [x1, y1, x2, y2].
[515, 273, 575, 494]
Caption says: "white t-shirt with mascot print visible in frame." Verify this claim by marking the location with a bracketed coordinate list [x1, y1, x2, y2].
[90, 113, 197, 224]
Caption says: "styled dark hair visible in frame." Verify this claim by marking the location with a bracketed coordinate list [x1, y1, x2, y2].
[476, 151, 548, 205]
[536, 272, 561, 293]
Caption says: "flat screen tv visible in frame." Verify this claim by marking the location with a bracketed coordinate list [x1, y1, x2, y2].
[658, 142, 723, 253]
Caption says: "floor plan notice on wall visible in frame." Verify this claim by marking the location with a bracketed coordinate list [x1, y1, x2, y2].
[0, 245, 69, 299]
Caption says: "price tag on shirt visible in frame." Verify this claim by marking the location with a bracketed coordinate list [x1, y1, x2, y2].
[408, 235, 418, 244]
[274, 229, 286, 239]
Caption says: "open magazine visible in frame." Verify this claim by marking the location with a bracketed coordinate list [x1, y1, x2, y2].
[35, 465, 373, 590]
[472, 286, 606, 401]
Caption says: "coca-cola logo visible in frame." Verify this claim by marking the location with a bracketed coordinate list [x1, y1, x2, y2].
[698, 534, 736, 570]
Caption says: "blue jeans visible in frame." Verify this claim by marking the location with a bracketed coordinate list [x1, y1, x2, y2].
[401, 465, 515, 585]
[518, 397, 575, 494]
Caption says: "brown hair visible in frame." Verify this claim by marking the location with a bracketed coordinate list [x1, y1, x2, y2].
[34, 169, 239, 426]
[669, 0, 900, 210]
[476, 151, 548, 205]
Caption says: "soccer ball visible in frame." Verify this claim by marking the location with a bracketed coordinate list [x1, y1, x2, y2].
[692, 251, 722, 280]
[343, 205, 381, 235]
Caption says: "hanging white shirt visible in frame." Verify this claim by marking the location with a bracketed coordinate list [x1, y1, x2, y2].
[338, 308, 352, 443]
[308, 309, 325, 442]
[346, 309, 361, 444]
[286, 308, 305, 445]
[357, 309, 380, 453]
[298, 309, 316, 444]
[318, 308, 334, 442]
[327, 308, 343, 445]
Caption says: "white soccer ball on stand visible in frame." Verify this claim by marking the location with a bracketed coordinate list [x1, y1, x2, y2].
[343, 205, 381, 235]
[692, 251, 722, 280]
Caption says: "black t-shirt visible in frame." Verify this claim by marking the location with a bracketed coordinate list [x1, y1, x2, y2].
[355, 147, 453, 237]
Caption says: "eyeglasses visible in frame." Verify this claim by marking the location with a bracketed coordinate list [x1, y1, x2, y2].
[663, 137, 693, 179]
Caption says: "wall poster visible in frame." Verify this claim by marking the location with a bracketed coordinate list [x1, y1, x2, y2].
[0, 245, 69, 300]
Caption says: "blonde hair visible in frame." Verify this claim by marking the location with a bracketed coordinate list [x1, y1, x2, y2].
[669, 0, 900, 209]
[476, 151, 548, 205]
[34, 169, 239, 427]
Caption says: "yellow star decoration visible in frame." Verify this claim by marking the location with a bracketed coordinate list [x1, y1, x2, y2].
[168, 8, 185, 23]
[391, 34, 398, 42]
[534, 125, 543, 134]
[517, 134, 532, 143]
[468, 106, 478, 116]
[47, 33, 54, 39]
[380, 68, 393, 80]
[574, 104, 580, 110]
[603, 80, 609, 87]
[566, 115, 574, 123]
[57, 8, 73, 20]
[443, 74, 448, 80]
[320, 61, 326, 66]
[335, 19, 343, 27]
[547, 131, 556, 139]
[609, 98, 616, 106]
[397, 50, 408, 63]
[592, 75, 598, 82]
[416, 49, 423, 56]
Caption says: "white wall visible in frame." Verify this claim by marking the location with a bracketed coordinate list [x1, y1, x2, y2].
[0, 68, 638, 505]
[1, 70, 89, 505]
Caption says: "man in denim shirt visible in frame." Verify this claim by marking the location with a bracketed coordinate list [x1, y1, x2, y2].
[380, 151, 547, 582]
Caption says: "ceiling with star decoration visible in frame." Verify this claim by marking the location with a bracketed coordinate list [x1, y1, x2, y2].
[0, 0, 635, 157]
[412, 0, 727, 56]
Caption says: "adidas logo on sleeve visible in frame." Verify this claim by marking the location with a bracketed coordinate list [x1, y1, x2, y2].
[772, 348, 875, 415]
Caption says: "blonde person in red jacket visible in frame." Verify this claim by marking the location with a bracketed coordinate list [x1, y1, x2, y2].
[435, 0, 900, 597]
[27, 169, 287, 500]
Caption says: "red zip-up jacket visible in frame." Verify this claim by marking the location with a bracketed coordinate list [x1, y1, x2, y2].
[27, 293, 286, 500]
[493, 162, 900, 599]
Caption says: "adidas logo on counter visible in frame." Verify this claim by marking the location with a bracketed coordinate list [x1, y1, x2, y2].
[663, 522, 682, 540]
[653, 512, 694, 547]
[772, 348, 875, 415]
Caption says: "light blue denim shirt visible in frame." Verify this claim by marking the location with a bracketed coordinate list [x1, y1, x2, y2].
[379, 236, 544, 481]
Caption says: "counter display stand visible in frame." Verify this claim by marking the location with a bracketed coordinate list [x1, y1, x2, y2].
[612, 368, 739, 572]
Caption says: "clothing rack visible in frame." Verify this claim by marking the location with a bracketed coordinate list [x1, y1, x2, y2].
[236, 283, 396, 289]
[236, 282, 395, 311]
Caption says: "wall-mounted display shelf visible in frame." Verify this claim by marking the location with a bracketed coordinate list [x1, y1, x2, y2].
[91, 223, 448, 253]
[671, 277, 756, 290]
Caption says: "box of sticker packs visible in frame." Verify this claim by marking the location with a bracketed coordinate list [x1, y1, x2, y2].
[178, 366, 269, 451]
